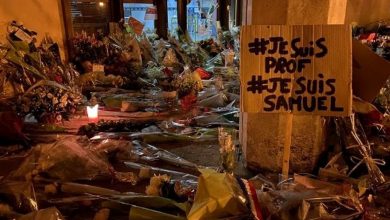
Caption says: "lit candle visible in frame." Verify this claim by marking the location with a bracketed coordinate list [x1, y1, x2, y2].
[87, 104, 99, 123]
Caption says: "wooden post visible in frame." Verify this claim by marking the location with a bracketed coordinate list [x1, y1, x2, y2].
[177, 0, 187, 33]
[154, 0, 168, 39]
[60, 0, 74, 61]
[234, 0, 242, 26]
[240, 23, 352, 176]
[282, 114, 293, 180]
[217, 0, 229, 30]
[240, 1, 337, 178]
[110, 0, 124, 22]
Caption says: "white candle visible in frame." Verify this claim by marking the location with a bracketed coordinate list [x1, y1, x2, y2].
[87, 104, 99, 122]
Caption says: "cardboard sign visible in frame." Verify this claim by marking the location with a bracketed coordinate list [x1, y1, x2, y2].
[240, 25, 352, 116]
[92, 64, 105, 72]
[128, 17, 144, 36]
[14, 29, 33, 43]
[352, 39, 390, 102]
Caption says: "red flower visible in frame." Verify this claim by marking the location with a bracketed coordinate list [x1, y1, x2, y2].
[180, 94, 197, 111]
[194, 67, 211, 80]
[54, 75, 63, 84]
[163, 67, 173, 78]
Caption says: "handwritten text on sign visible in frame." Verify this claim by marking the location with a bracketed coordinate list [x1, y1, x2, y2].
[240, 25, 352, 116]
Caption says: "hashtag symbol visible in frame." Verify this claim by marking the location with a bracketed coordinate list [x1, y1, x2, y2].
[248, 38, 269, 55]
[247, 75, 265, 94]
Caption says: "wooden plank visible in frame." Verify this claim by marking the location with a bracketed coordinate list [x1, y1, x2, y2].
[233, 0, 242, 26]
[240, 1, 347, 175]
[248, 0, 349, 25]
[61, 0, 74, 61]
[251, 0, 288, 25]
[154, 0, 168, 39]
[177, 0, 187, 32]
[240, 25, 352, 116]
[281, 113, 293, 179]
[217, 0, 229, 30]
[281, 25, 293, 179]
[327, 0, 347, 24]
[110, 0, 124, 22]
[241, 0, 250, 25]
[287, 0, 330, 25]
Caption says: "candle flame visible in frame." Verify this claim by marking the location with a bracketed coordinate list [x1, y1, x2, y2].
[87, 104, 99, 119]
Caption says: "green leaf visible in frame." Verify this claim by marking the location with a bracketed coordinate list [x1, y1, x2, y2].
[8, 38, 30, 52]
[24, 80, 69, 95]
[6, 49, 47, 80]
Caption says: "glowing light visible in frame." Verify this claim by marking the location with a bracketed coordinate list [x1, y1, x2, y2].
[98, 2, 105, 7]
[87, 104, 99, 122]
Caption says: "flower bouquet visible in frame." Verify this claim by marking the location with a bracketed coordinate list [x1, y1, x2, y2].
[173, 67, 203, 111]
[218, 127, 237, 173]
[71, 31, 107, 67]
[16, 80, 82, 123]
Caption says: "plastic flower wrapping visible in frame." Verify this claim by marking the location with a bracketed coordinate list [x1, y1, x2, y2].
[104, 31, 143, 77]
[0, 21, 83, 123]
[198, 38, 222, 57]
[174, 67, 203, 99]
[218, 127, 236, 173]
[144, 61, 166, 81]
[374, 79, 390, 112]
[3, 18, 390, 220]
[15, 81, 82, 123]
[71, 31, 108, 65]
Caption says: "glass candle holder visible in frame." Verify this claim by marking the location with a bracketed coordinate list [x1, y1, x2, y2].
[87, 104, 99, 123]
